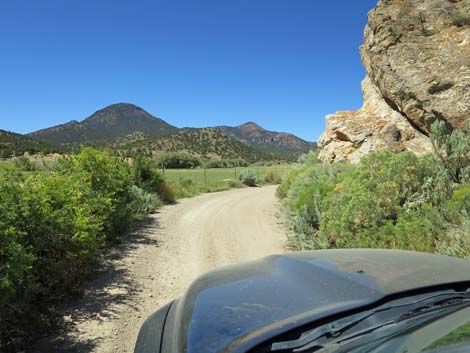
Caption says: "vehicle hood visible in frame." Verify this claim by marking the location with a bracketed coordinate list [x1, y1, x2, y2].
[153, 249, 470, 353]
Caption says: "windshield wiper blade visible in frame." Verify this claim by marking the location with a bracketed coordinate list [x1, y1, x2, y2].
[271, 310, 378, 351]
[270, 289, 470, 352]
[304, 302, 470, 353]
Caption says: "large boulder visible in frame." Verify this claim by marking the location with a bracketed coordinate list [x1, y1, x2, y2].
[319, 0, 470, 163]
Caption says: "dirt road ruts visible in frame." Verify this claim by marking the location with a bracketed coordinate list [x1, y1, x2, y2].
[33, 185, 286, 353]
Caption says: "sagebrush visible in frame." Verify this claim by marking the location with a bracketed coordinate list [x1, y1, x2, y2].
[239, 169, 257, 186]
[278, 121, 470, 258]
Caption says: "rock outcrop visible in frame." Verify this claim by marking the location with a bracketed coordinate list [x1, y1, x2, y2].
[319, 0, 470, 163]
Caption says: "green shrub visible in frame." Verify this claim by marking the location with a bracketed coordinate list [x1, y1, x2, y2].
[430, 120, 470, 184]
[158, 181, 176, 203]
[129, 185, 162, 216]
[56, 148, 136, 238]
[132, 157, 164, 192]
[437, 219, 470, 258]
[132, 156, 174, 203]
[278, 123, 470, 258]
[264, 170, 281, 184]
[451, 13, 470, 26]
[0, 148, 168, 350]
[0, 177, 35, 345]
[392, 205, 445, 252]
[0, 170, 107, 349]
[203, 158, 247, 168]
[226, 179, 242, 188]
[444, 185, 470, 221]
[293, 182, 332, 229]
[239, 170, 257, 186]
[276, 167, 303, 199]
[156, 153, 201, 169]
[13, 156, 36, 171]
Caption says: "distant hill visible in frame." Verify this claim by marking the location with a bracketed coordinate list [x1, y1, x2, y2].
[115, 128, 294, 163]
[216, 122, 317, 156]
[27, 103, 316, 158]
[0, 130, 60, 158]
[28, 103, 178, 145]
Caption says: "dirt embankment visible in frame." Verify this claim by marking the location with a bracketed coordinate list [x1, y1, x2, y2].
[34, 185, 286, 353]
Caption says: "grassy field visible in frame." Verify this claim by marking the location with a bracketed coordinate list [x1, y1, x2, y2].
[0, 160, 12, 170]
[164, 165, 291, 198]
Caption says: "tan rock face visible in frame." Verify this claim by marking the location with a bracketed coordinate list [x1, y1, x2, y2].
[319, 0, 470, 163]
[319, 77, 432, 163]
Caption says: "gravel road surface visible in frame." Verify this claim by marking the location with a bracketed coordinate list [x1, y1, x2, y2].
[34, 185, 286, 353]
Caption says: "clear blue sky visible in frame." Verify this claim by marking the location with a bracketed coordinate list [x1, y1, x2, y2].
[0, 0, 377, 141]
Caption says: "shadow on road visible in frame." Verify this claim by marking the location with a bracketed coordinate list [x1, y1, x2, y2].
[31, 215, 162, 353]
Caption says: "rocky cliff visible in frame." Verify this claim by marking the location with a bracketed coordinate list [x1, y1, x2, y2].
[319, 0, 470, 163]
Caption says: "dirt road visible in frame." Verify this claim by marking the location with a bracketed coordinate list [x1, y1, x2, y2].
[35, 185, 286, 353]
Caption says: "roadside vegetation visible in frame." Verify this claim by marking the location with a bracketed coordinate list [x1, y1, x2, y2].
[451, 12, 470, 27]
[0, 148, 173, 351]
[239, 170, 257, 186]
[0, 148, 288, 350]
[278, 121, 470, 258]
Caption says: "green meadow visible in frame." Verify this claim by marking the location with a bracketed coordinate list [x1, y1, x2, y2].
[0, 160, 12, 169]
[164, 165, 292, 198]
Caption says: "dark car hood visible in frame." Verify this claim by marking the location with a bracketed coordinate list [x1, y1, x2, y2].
[144, 249, 470, 353]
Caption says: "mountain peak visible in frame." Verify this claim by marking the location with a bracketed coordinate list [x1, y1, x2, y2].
[84, 103, 149, 123]
[98, 102, 143, 112]
[239, 121, 262, 128]
[29, 103, 178, 144]
[238, 122, 265, 134]
[216, 122, 316, 156]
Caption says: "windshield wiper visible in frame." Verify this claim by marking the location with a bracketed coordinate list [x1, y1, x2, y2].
[270, 289, 470, 352]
